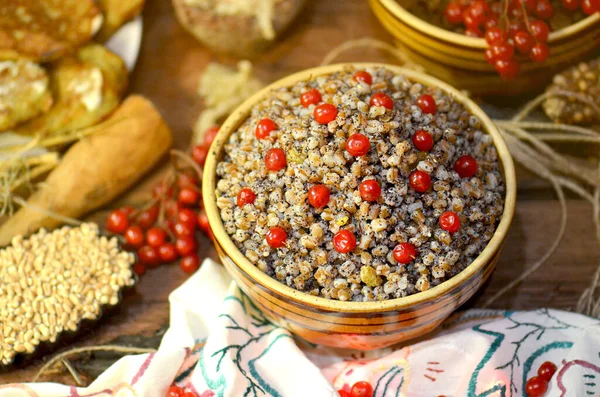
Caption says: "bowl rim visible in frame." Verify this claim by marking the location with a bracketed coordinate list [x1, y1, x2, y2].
[203, 62, 517, 313]
[378, 0, 600, 50]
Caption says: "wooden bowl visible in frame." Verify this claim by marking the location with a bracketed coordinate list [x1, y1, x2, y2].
[370, 0, 600, 96]
[203, 63, 517, 350]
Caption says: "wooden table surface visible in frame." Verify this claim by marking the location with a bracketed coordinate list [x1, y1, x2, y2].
[2, 0, 599, 384]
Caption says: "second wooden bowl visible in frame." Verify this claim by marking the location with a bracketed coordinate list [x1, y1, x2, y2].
[203, 63, 517, 350]
[370, 0, 600, 96]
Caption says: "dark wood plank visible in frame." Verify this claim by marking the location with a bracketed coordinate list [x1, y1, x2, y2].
[1, 0, 598, 384]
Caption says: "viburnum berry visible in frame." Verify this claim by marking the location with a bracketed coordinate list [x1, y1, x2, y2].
[338, 390, 351, 397]
[255, 118, 277, 139]
[454, 155, 478, 177]
[514, 31, 535, 54]
[346, 133, 370, 156]
[413, 130, 434, 151]
[530, 42, 550, 62]
[237, 188, 256, 207]
[167, 385, 184, 397]
[132, 263, 146, 276]
[124, 225, 145, 248]
[370, 92, 394, 109]
[525, 376, 548, 397]
[178, 208, 197, 228]
[177, 173, 198, 189]
[266, 227, 287, 248]
[409, 170, 432, 193]
[300, 88, 322, 107]
[537, 361, 557, 382]
[138, 245, 160, 267]
[445, 2, 463, 24]
[530, 20, 550, 42]
[484, 27, 505, 45]
[314, 103, 338, 124]
[416, 94, 437, 114]
[106, 209, 129, 234]
[359, 179, 381, 202]
[465, 27, 483, 37]
[120, 206, 135, 216]
[508, 19, 526, 36]
[180, 254, 200, 274]
[439, 211, 461, 233]
[582, 0, 599, 14]
[484, 48, 495, 64]
[333, 230, 356, 254]
[561, 0, 581, 10]
[181, 392, 198, 397]
[484, 17, 499, 30]
[178, 187, 200, 206]
[265, 148, 287, 171]
[463, 12, 480, 29]
[491, 43, 515, 61]
[197, 210, 210, 235]
[146, 228, 166, 248]
[393, 242, 417, 264]
[203, 126, 220, 145]
[175, 236, 197, 256]
[158, 243, 179, 263]
[191, 144, 209, 166]
[350, 381, 374, 397]
[174, 222, 195, 238]
[137, 206, 159, 229]
[516, 0, 537, 12]
[353, 71, 373, 85]
[495, 59, 520, 80]
[535, 0, 554, 19]
[308, 184, 330, 208]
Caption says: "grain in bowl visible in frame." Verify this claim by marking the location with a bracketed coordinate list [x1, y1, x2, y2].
[215, 66, 505, 302]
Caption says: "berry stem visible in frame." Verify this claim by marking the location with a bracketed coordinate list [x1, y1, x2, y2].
[500, 0, 511, 31]
[170, 149, 204, 180]
[520, 0, 533, 33]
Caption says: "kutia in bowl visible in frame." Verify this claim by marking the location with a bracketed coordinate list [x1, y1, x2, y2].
[370, 0, 600, 96]
[203, 63, 516, 349]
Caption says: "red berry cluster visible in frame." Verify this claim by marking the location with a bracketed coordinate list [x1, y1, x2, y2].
[105, 126, 219, 276]
[445, 0, 599, 80]
[166, 385, 197, 397]
[525, 361, 558, 396]
[338, 381, 374, 397]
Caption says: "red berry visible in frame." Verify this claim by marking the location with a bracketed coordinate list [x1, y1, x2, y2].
[346, 133, 371, 156]
[495, 59, 520, 80]
[463, 11, 480, 29]
[445, 2, 463, 24]
[439, 212, 461, 233]
[167, 385, 184, 397]
[182, 392, 197, 397]
[255, 118, 277, 139]
[191, 144, 209, 167]
[174, 222, 195, 238]
[333, 230, 356, 254]
[158, 243, 178, 263]
[525, 376, 548, 397]
[561, 0, 581, 10]
[338, 391, 351, 397]
[301, 88, 322, 107]
[153, 182, 174, 199]
[484, 48, 495, 64]
[484, 27, 505, 45]
[266, 227, 287, 248]
[530, 20, 550, 42]
[409, 170, 431, 193]
[138, 245, 160, 267]
[180, 254, 200, 274]
[465, 27, 483, 37]
[132, 263, 146, 276]
[314, 103, 338, 124]
[535, 0, 554, 19]
[491, 42, 515, 61]
[178, 208, 197, 227]
[416, 94, 437, 114]
[484, 17, 499, 29]
[350, 381, 374, 397]
[137, 206, 159, 229]
[582, 0, 599, 14]
[369, 92, 394, 110]
[106, 209, 129, 234]
[412, 130, 434, 151]
[175, 236, 197, 256]
[308, 184, 330, 208]
[359, 179, 381, 202]
[178, 187, 200, 206]
[237, 188, 257, 207]
[514, 31, 535, 54]
[530, 42, 549, 62]
[265, 148, 287, 171]
[393, 242, 417, 264]
[454, 155, 478, 177]
[197, 210, 210, 235]
[124, 225, 145, 248]
[516, 0, 537, 12]
[353, 71, 373, 84]
[120, 206, 135, 216]
[203, 125, 220, 145]
[538, 361, 557, 382]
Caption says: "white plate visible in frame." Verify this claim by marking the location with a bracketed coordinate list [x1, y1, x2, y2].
[105, 15, 143, 72]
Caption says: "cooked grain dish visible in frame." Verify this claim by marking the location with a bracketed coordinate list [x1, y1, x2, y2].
[216, 66, 504, 301]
